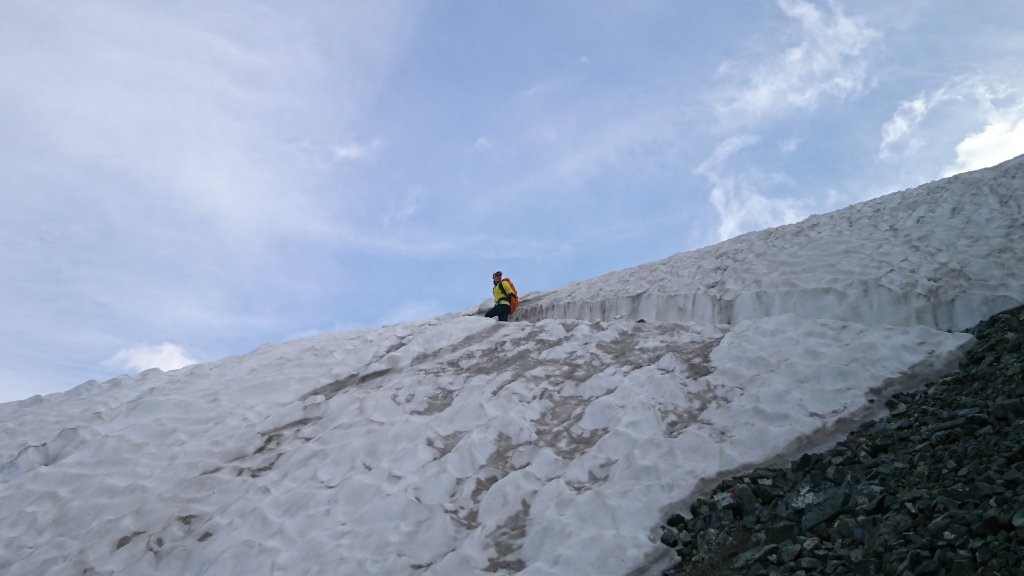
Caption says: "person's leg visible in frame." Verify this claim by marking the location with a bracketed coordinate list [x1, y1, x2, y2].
[485, 303, 511, 320]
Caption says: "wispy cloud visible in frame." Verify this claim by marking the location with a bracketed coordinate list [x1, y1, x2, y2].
[877, 78, 996, 160]
[0, 1, 421, 243]
[0, 0, 420, 391]
[699, 135, 760, 171]
[540, 103, 684, 190]
[714, 0, 879, 123]
[334, 138, 384, 162]
[696, 1, 879, 241]
[879, 97, 930, 159]
[522, 83, 558, 98]
[382, 186, 423, 228]
[778, 138, 802, 154]
[0, 2, 335, 242]
[697, 136, 805, 241]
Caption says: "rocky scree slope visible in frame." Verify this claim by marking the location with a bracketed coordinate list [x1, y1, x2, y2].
[657, 305, 1024, 576]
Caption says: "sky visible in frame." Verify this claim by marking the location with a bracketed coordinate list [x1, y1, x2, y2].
[2, 0, 1024, 402]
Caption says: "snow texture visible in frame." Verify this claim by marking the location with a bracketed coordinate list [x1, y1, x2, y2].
[1, 156, 1022, 575]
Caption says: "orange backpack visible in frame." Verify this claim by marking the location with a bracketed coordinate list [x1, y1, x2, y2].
[499, 278, 519, 316]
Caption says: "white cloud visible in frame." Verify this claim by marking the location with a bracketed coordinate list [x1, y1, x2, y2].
[879, 97, 930, 159]
[105, 343, 198, 374]
[707, 176, 804, 242]
[382, 186, 422, 227]
[715, 0, 879, 123]
[0, 1, 419, 246]
[512, 98, 685, 194]
[0, 1, 424, 398]
[878, 76, 1024, 174]
[698, 135, 760, 172]
[0, 3, 316, 240]
[944, 117, 1024, 175]
[697, 136, 805, 241]
[334, 138, 384, 162]
[523, 83, 557, 98]
[779, 137, 802, 154]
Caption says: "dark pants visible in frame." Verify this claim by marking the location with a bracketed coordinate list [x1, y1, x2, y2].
[485, 303, 510, 321]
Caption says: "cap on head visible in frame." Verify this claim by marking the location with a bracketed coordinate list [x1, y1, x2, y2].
[492, 270, 502, 278]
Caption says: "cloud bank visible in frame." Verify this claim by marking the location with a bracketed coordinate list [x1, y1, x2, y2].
[105, 343, 198, 374]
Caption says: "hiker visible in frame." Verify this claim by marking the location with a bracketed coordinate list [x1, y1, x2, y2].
[485, 270, 518, 321]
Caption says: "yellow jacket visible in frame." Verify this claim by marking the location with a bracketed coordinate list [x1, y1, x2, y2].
[492, 279, 515, 305]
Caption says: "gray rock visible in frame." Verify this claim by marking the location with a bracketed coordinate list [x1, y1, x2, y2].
[763, 521, 798, 545]
[1012, 507, 1024, 529]
[659, 528, 679, 548]
[800, 484, 850, 531]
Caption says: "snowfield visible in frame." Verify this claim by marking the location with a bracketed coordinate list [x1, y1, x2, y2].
[1, 156, 1022, 575]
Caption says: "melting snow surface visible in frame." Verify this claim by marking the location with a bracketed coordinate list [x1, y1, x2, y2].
[1, 156, 1022, 575]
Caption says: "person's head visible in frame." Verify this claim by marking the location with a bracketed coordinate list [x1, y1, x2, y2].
[492, 270, 502, 285]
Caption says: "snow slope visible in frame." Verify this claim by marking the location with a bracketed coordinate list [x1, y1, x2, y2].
[1, 156, 1021, 575]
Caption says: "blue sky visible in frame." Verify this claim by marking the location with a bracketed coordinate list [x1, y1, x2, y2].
[2, 0, 1023, 402]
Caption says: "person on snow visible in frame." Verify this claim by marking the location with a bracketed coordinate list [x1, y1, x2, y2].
[485, 270, 517, 321]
